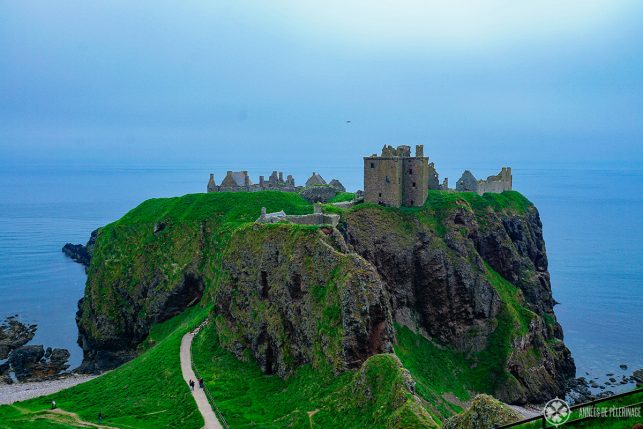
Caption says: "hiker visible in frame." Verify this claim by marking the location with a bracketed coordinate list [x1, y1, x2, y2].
[189, 379, 194, 391]
[51, 400, 56, 409]
[98, 412, 102, 424]
[199, 378, 204, 389]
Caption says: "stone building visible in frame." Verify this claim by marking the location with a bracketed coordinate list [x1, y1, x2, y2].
[363, 145, 430, 207]
[305, 172, 327, 187]
[219, 171, 253, 191]
[455, 168, 512, 195]
[477, 167, 512, 194]
[207, 170, 297, 193]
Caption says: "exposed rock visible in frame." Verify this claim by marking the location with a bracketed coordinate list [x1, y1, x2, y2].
[299, 185, 338, 203]
[443, 394, 523, 429]
[62, 228, 98, 268]
[77, 270, 205, 373]
[329, 179, 346, 193]
[456, 170, 478, 193]
[0, 317, 37, 360]
[632, 369, 643, 383]
[0, 361, 11, 384]
[215, 224, 393, 376]
[343, 201, 575, 404]
[153, 222, 166, 234]
[6, 345, 70, 382]
[620, 364, 628, 370]
[567, 377, 592, 404]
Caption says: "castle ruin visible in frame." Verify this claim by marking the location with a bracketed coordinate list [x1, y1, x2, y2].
[207, 170, 297, 193]
[207, 170, 345, 196]
[364, 145, 512, 207]
[364, 145, 430, 207]
[455, 168, 512, 195]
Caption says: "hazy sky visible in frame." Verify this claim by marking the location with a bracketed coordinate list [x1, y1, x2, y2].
[1, 1, 642, 171]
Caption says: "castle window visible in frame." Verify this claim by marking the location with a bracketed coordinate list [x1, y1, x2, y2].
[378, 193, 382, 197]
[385, 176, 390, 183]
[370, 162, 375, 168]
[411, 199, 414, 205]
[412, 182, 416, 187]
[409, 169, 413, 175]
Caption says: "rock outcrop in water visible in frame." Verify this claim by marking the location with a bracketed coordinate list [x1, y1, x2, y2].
[72, 191, 574, 406]
[0, 316, 37, 360]
[62, 229, 98, 268]
[0, 317, 71, 384]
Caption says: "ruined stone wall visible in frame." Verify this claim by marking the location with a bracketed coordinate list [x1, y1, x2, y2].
[363, 157, 403, 207]
[283, 213, 340, 228]
[476, 167, 512, 195]
[402, 158, 429, 207]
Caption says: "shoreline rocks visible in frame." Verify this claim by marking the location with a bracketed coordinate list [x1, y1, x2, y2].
[0, 316, 37, 360]
[0, 317, 71, 384]
[62, 228, 98, 268]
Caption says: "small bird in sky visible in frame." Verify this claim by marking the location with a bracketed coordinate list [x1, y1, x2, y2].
[346, 120, 351, 124]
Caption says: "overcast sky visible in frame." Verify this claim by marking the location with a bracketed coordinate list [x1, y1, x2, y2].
[1, 1, 642, 171]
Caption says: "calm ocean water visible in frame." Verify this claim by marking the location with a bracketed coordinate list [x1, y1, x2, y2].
[0, 163, 641, 390]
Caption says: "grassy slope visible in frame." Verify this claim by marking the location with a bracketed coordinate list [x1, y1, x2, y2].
[0, 305, 209, 429]
[193, 321, 436, 429]
[329, 192, 355, 203]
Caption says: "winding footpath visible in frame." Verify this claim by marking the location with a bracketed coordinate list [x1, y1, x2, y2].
[180, 332, 224, 429]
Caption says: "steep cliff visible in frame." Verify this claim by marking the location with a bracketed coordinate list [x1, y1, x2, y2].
[75, 192, 312, 371]
[75, 190, 573, 411]
[341, 191, 574, 403]
[215, 223, 393, 376]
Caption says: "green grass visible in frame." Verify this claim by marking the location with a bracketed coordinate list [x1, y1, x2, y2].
[192, 321, 436, 428]
[0, 305, 210, 429]
[329, 192, 355, 203]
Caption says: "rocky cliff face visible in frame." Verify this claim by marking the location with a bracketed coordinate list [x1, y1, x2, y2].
[75, 221, 207, 372]
[215, 224, 393, 376]
[341, 193, 575, 403]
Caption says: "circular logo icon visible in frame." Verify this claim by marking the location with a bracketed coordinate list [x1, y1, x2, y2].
[543, 398, 571, 426]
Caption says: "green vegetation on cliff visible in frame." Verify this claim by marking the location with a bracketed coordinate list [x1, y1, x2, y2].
[329, 191, 355, 203]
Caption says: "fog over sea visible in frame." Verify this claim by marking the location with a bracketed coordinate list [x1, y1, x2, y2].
[0, 161, 641, 392]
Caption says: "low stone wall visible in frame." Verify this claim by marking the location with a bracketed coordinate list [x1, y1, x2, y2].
[283, 213, 340, 228]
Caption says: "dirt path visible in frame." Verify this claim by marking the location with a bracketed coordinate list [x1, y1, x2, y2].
[7, 405, 119, 428]
[180, 332, 223, 429]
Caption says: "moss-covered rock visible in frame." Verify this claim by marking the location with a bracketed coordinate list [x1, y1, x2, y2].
[443, 394, 522, 429]
[215, 223, 393, 376]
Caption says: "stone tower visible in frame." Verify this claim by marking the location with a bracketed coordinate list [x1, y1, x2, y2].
[207, 174, 217, 193]
[363, 144, 430, 207]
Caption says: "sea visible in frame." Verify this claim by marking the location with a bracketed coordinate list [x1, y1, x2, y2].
[0, 162, 641, 393]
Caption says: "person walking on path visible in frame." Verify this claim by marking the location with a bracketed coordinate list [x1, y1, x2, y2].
[180, 331, 223, 429]
[199, 378, 204, 389]
[189, 379, 194, 391]
[51, 400, 56, 410]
